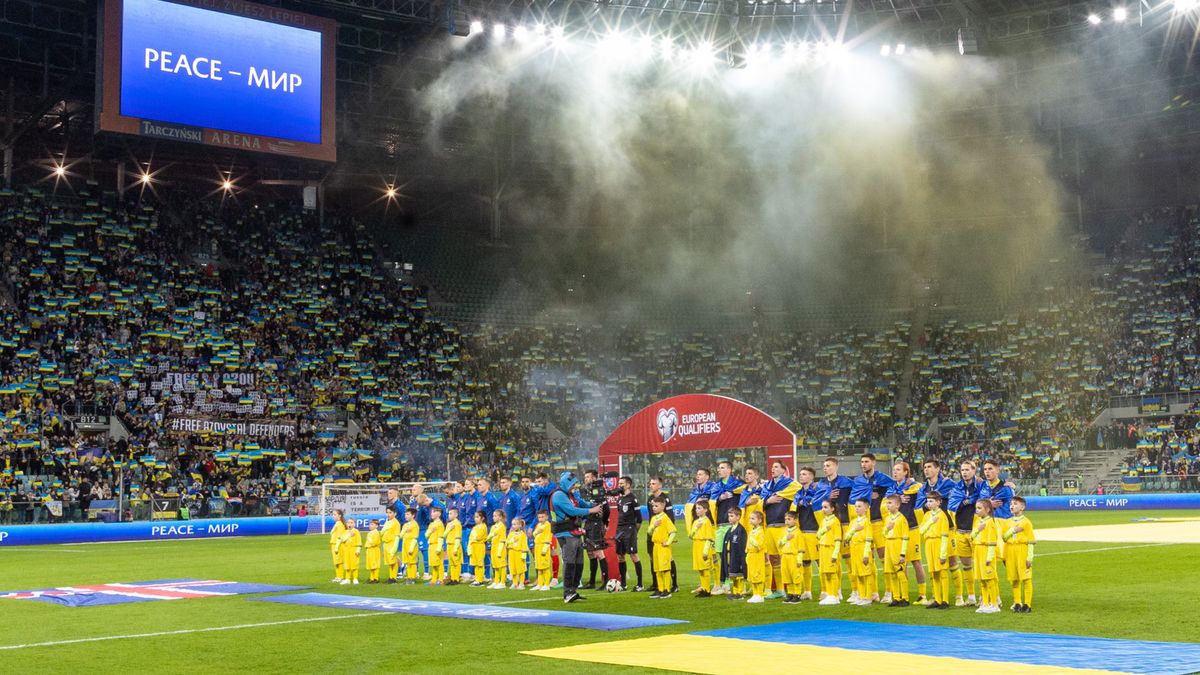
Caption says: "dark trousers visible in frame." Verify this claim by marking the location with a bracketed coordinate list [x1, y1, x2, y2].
[559, 535, 584, 597]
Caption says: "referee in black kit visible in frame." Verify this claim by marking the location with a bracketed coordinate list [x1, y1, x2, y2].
[615, 476, 644, 591]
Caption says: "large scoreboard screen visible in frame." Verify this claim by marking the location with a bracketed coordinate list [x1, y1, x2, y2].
[98, 0, 336, 162]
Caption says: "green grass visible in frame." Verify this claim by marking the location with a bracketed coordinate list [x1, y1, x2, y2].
[3, 509, 1199, 674]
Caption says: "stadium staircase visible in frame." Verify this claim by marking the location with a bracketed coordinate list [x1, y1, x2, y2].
[1063, 446, 1128, 493]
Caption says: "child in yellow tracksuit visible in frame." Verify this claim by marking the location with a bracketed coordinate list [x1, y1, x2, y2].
[427, 508, 445, 585]
[649, 495, 677, 599]
[445, 509, 463, 584]
[816, 500, 843, 605]
[778, 511, 804, 603]
[1002, 496, 1035, 613]
[845, 499, 876, 605]
[488, 510, 508, 589]
[746, 511, 767, 603]
[364, 520, 382, 583]
[971, 500, 1000, 614]
[400, 509, 420, 583]
[329, 510, 346, 582]
[883, 495, 910, 605]
[690, 501, 716, 597]
[380, 508, 401, 583]
[507, 518, 528, 589]
[339, 519, 362, 584]
[468, 511, 489, 586]
[919, 492, 952, 608]
[533, 511, 553, 590]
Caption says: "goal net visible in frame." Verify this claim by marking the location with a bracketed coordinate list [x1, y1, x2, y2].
[313, 482, 447, 533]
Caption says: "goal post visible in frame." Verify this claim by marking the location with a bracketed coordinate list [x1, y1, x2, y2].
[315, 481, 446, 533]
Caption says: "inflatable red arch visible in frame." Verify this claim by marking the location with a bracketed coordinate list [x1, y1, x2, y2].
[597, 393, 797, 476]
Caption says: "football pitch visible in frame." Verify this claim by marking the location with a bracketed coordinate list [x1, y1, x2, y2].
[3, 509, 1199, 674]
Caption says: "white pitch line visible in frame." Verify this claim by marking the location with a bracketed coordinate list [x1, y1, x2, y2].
[488, 596, 567, 605]
[0, 613, 381, 651]
[1037, 543, 1175, 557]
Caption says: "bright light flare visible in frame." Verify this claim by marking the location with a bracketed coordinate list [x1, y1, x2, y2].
[469, 20, 483, 35]
[1113, 6, 1127, 22]
[880, 44, 892, 57]
[513, 25, 528, 42]
[385, 186, 398, 199]
[139, 173, 152, 184]
[52, 164, 66, 178]
[492, 23, 505, 40]
[1087, 13, 1102, 24]
[895, 42, 906, 55]
[221, 179, 234, 191]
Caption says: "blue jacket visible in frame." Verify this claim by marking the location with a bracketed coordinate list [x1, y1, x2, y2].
[475, 490, 501, 525]
[517, 487, 540, 526]
[687, 481, 719, 504]
[979, 479, 1014, 519]
[915, 474, 956, 512]
[949, 477, 984, 532]
[850, 471, 896, 522]
[818, 474, 854, 523]
[500, 488, 522, 528]
[550, 477, 594, 540]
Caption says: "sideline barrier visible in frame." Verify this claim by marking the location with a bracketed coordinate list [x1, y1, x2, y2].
[1026, 493, 1200, 510]
[3, 494, 1197, 546]
[0, 516, 297, 546]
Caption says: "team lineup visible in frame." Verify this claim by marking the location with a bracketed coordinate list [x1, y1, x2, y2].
[327, 453, 1035, 613]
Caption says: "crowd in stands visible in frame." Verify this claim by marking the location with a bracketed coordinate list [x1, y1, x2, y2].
[2, 187, 1199, 524]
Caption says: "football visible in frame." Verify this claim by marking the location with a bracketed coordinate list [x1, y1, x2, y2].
[605, 579, 623, 593]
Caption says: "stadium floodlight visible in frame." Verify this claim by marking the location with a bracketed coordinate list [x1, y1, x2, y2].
[880, 44, 892, 56]
[469, 20, 483, 35]
[1113, 7, 1127, 22]
[222, 179, 234, 191]
[140, 172, 152, 184]
[385, 185, 398, 199]
[1087, 13, 1102, 24]
[895, 42, 907, 55]
[52, 164, 66, 178]
[1176, 0, 1199, 11]
[513, 25, 528, 42]
[659, 36, 675, 59]
[492, 23, 506, 40]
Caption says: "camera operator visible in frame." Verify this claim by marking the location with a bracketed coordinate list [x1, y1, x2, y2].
[580, 469, 615, 590]
[549, 472, 603, 603]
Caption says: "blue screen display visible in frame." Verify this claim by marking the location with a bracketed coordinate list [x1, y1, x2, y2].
[120, 0, 323, 144]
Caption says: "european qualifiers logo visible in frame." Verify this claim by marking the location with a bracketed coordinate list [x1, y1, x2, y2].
[656, 407, 678, 443]
[656, 409, 721, 444]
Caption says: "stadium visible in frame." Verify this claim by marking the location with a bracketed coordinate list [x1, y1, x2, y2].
[2, 0, 1200, 672]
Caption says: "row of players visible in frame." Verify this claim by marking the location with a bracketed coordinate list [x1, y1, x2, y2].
[327, 454, 1035, 613]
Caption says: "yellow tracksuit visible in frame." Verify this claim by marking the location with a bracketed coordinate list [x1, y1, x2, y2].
[845, 515, 876, 600]
[690, 517, 716, 593]
[339, 526, 361, 582]
[884, 512, 910, 601]
[445, 519, 463, 582]
[920, 509, 951, 605]
[489, 522, 508, 585]
[746, 525, 767, 598]
[533, 522, 553, 588]
[972, 515, 999, 608]
[507, 529, 528, 585]
[1002, 514, 1036, 607]
[817, 515, 843, 599]
[400, 520, 420, 580]
[329, 520, 346, 580]
[778, 524, 804, 596]
[380, 516, 401, 581]
[364, 529, 382, 582]
[468, 523, 488, 581]
[427, 519, 445, 584]
[650, 513, 677, 594]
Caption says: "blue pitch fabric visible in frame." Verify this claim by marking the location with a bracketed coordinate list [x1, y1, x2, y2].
[696, 619, 1200, 675]
[258, 593, 687, 631]
[0, 579, 310, 607]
